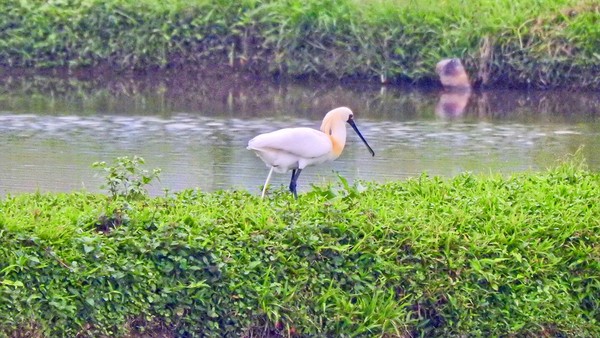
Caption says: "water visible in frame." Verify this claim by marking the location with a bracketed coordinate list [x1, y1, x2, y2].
[1, 72, 599, 196]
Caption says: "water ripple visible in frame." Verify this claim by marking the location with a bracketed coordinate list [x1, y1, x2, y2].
[0, 112, 597, 195]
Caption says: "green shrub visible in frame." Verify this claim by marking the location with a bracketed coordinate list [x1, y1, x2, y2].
[0, 0, 598, 88]
[0, 161, 599, 336]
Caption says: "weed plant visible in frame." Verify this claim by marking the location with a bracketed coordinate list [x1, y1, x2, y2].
[0, 0, 598, 89]
[92, 156, 161, 200]
[0, 160, 599, 336]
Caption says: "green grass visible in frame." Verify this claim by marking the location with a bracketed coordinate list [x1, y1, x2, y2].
[0, 0, 598, 89]
[1, 159, 599, 336]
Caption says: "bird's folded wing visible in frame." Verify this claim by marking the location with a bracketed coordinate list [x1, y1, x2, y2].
[248, 127, 332, 158]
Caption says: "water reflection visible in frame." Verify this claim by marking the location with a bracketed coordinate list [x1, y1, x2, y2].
[435, 89, 471, 118]
[0, 73, 599, 196]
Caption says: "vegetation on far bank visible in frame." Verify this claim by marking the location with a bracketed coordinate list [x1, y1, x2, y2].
[0, 156, 599, 336]
[0, 0, 599, 89]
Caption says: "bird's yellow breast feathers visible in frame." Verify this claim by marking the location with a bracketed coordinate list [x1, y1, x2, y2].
[329, 134, 344, 158]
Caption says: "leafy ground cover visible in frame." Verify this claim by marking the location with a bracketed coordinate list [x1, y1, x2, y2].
[0, 157, 599, 336]
[0, 0, 598, 89]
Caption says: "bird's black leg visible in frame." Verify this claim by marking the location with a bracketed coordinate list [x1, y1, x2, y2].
[289, 169, 297, 198]
[289, 169, 302, 199]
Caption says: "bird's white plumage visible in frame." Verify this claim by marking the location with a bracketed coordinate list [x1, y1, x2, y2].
[247, 127, 334, 173]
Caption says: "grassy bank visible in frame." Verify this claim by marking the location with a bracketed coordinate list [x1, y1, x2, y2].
[0, 0, 598, 89]
[0, 160, 599, 336]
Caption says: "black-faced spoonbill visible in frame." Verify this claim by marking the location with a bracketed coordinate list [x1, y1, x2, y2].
[247, 106, 375, 199]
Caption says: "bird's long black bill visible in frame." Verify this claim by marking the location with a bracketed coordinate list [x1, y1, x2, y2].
[348, 120, 375, 156]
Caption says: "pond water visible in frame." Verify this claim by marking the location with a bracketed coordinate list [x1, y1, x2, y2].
[1, 72, 599, 196]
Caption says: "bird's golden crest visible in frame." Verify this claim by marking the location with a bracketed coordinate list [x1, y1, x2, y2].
[320, 107, 351, 157]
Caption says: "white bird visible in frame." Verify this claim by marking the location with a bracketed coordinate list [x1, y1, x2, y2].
[247, 106, 375, 199]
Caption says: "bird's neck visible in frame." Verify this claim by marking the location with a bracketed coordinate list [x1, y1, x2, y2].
[321, 118, 347, 157]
